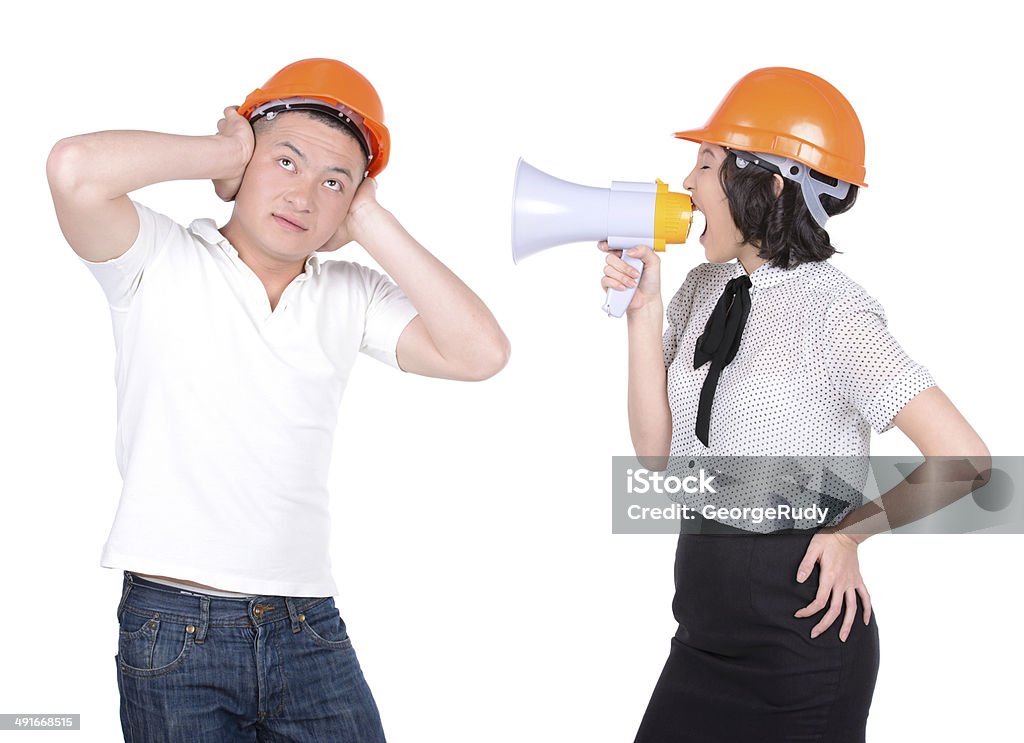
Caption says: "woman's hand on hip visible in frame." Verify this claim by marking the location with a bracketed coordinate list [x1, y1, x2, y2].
[793, 532, 872, 642]
[598, 242, 661, 313]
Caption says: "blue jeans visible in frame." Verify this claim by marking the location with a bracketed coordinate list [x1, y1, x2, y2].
[114, 571, 386, 742]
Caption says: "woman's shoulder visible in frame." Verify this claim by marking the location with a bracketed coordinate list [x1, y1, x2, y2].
[796, 261, 894, 344]
[798, 260, 882, 310]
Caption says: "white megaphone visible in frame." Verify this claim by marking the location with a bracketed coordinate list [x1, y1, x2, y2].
[511, 158, 695, 317]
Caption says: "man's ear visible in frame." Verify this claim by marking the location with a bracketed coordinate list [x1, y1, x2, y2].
[773, 174, 784, 198]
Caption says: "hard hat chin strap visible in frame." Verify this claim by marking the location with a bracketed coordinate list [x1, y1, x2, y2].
[728, 149, 850, 229]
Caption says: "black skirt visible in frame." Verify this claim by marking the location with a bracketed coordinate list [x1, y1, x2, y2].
[634, 515, 880, 743]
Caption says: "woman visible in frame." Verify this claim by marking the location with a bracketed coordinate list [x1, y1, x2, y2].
[600, 68, 989, 742]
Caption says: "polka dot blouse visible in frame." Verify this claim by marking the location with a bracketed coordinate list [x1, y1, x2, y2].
[661, 259, 936, 531]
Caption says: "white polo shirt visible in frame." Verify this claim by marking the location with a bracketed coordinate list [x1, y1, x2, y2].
[78, 200, 419, 597]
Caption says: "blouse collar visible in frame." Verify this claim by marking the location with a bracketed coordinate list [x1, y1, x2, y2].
[731, 257, 810, 289]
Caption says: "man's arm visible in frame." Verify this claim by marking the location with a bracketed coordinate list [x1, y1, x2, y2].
[46, 107, 252, 263]
[336, 179, 510, 382]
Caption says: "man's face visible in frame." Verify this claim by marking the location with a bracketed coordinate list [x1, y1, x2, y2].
[231, 112, 366, 264]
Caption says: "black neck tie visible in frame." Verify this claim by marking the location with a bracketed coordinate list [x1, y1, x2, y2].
[693, 275, 752, 447]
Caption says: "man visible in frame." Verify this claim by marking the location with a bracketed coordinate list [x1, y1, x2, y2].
[46, 58, 509, 742]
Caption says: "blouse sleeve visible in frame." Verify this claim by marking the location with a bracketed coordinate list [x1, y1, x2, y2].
[663, 264, 704, 369]
[822, 289, 937, 434]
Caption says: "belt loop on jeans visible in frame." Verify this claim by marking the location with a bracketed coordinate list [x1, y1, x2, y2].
[117, 571, 134, 622]
[195, 595, 210, 644]
[284, 596, 303, 634]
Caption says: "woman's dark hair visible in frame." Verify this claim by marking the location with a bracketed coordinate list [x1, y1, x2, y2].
[718, 151, 858, 268]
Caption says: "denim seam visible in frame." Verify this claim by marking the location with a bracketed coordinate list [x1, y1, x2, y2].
[121, 660, 137, 743]
[118, 597, 331, 627]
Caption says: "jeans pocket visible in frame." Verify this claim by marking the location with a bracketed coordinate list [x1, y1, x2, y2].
[299, 601, 354, 651]
[117, 608, 197, 678]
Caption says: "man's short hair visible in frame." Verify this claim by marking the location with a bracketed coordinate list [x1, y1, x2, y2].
[251, 109, 369, 177]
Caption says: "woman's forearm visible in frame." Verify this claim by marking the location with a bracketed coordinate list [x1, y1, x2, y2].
[827, 388, 992, 543]
[825, 452, 992, 544]
[626, 300, 672, 468]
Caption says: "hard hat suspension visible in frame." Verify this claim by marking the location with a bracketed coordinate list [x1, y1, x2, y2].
[728, 148, 851, 229]
[248, 97, 373, 164]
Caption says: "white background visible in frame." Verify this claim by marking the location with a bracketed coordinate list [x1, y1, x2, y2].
[3, 0, 1021, 740]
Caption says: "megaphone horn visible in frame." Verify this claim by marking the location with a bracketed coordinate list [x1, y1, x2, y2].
[511, 158, 694, 318]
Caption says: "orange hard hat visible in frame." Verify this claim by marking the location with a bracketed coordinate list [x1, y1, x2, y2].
[238, 58, 390, 178]
[674, 67, 867, 188]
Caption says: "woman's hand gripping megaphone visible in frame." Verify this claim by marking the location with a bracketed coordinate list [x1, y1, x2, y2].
[599, 242, 661, 314]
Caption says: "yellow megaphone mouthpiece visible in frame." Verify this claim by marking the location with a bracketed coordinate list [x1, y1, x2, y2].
[653, 180, 693, 252]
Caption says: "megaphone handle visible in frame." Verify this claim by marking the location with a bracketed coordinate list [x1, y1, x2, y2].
[603, 254, 644, 318]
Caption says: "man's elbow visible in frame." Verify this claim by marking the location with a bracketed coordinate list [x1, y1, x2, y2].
[462, 333, 511, 381]
[46, 136, 94, 196]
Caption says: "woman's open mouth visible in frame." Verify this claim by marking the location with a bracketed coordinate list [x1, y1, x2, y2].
[690, 208, 707, 241]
